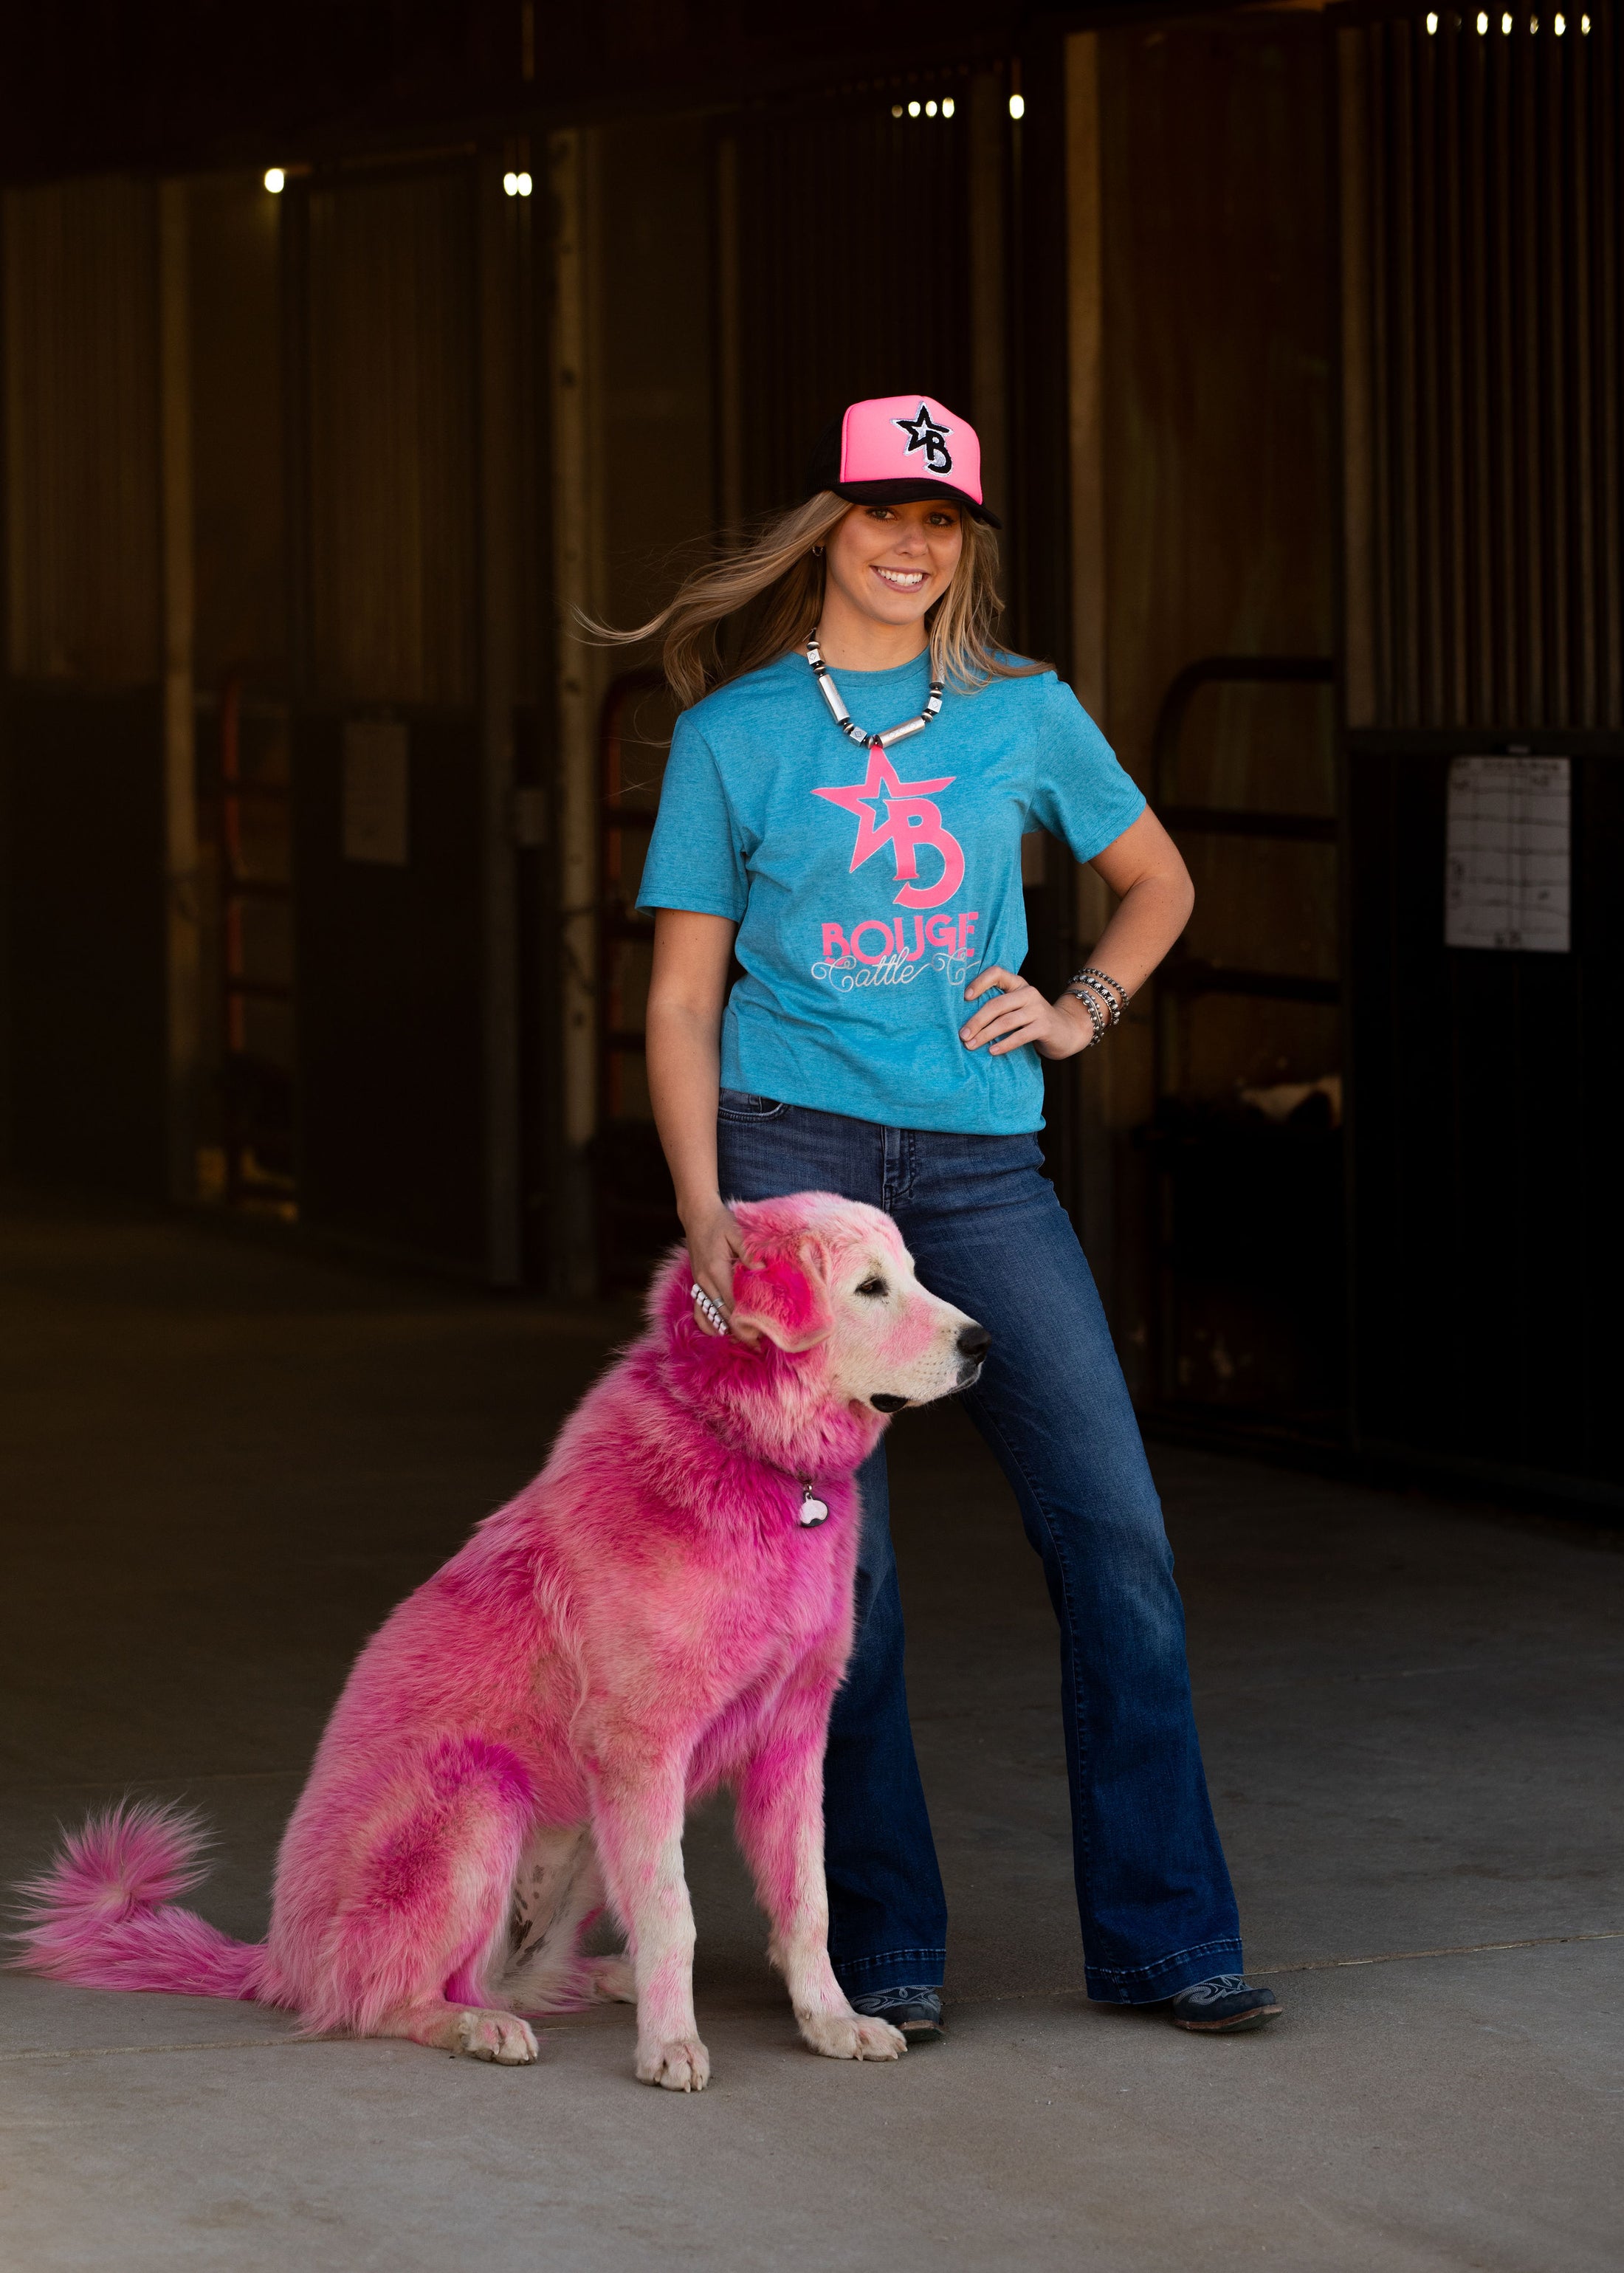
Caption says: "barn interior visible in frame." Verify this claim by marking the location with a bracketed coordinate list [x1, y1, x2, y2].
[1, 3, 1620, 2268]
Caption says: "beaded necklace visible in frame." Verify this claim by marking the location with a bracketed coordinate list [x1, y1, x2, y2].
[805, 630, 944, 749]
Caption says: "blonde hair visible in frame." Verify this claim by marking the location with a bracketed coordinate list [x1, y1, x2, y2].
[591, 494, 1045, 709]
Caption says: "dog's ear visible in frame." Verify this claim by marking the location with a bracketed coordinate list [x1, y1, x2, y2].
[729, 1238, 833, 1352]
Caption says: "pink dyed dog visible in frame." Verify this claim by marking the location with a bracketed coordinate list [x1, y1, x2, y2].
[16, 1194, 986, 2091]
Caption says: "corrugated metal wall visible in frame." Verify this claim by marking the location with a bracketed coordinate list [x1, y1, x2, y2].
[1, 178, 169, 1193]
[285, 161, 493, 1272]
[732, 89, 975, 520]
[1341, 5, 1623, 1505]
[1099, 17, 1340, 1426]
[305, 171, 477, 706]
[3, 179, 160, 685]
[1347, 7, 1621, 731]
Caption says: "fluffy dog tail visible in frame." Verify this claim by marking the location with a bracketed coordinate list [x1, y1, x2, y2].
[10, 1800, 264, 2001]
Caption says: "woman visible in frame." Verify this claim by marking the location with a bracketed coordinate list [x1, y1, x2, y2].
[619, 393, 1279, 2042]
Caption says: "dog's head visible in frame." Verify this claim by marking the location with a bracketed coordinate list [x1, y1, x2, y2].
[655, 1192, 988, 1477]
[729, 1195, 988, 1411]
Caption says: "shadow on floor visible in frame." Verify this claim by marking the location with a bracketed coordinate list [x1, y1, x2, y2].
[1, 1197, 1620, 2271]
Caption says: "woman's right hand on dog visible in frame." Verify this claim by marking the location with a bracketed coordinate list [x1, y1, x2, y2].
[682, 1197, 745, 1333]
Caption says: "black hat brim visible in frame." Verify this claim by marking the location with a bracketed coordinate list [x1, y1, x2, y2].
[822, 476, 1001, 529]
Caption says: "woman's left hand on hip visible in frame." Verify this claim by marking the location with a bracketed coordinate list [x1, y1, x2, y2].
[959, 967, 1096, 1062]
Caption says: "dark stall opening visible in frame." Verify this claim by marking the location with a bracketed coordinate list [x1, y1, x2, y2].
[1143, 656, 1344, 1445]
[594, 669, 680, 1290]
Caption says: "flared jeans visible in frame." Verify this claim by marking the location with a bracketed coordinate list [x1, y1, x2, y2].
[715, 1092, 1242, 2005]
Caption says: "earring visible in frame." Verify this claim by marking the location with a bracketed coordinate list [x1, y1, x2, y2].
[811, 544, 824, 557]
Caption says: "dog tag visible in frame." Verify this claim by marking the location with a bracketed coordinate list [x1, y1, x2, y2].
[798, 1490, 830, 1527]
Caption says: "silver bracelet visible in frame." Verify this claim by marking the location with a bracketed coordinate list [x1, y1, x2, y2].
[1065, 984, 1109, 1044]
[1083, 966, 1130, 1019]
[1069, 965, 1130, 1025]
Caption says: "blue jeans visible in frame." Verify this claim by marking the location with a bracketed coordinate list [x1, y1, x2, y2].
[715, 1093, 1242, 2005]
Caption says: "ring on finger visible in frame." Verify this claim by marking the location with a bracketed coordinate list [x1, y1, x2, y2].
[689, 1280, 729, 1335]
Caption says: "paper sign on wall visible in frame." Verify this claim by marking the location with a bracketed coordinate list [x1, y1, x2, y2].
[1444, 756, 1569, 954]
[342, 721, 410, 866]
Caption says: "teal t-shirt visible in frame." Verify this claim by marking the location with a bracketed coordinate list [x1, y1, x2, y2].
[636, 649, 1144, 1135]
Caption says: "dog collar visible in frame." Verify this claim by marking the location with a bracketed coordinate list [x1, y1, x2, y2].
[760, 1456, 829, 1526]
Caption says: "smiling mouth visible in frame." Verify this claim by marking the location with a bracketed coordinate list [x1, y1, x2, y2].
[873, 566, 926, 591]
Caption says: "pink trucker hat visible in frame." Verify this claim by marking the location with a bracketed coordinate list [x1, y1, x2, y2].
[804, 393, 1000, 526]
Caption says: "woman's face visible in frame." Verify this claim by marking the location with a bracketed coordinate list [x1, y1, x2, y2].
[822, 499, 964, 630]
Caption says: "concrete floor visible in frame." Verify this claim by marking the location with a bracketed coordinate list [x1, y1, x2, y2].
[1, 1196, 1620, 2272]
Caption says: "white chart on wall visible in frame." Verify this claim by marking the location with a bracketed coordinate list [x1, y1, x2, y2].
[1444, 756, 1570, 955]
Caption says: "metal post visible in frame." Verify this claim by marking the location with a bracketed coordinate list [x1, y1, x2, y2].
[479, 157, 522, 1287]
[712, 134, 743, 539]
[968, 72, 1009, 533]
[1064, 31, 1124, 1330]
[158, 179, 199, 1206]
[546, 128, 602, 1296]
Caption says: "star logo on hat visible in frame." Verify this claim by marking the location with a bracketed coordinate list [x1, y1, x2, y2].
[892, 402, 953, 475]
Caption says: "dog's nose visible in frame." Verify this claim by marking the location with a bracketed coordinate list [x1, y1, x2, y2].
[956, 1323, 991, 1359]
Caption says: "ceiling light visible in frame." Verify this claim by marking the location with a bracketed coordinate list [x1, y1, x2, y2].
[891, 103, 904, 117]
[516, 171, 532, 196]
[1008, 92, 1025, 120]
[942, 97, 954, 117]
[1477, 9, 1487, 27]
[925, 100, 937, 117]
[908, 100, 921, 117]
[264, 168, 285, 193]
[1425, 10, 1439, 29]
[1555, 9, 1566, 27]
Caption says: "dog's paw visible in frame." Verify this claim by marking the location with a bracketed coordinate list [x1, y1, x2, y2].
[797, 2009, 906, 2063]
[636, 2035, 710, 2091]
[588, 1954, 636, 2004]
[455, 2008, 540, 2065]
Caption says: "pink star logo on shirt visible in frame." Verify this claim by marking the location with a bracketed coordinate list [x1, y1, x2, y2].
[812, 743, 966, 909]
